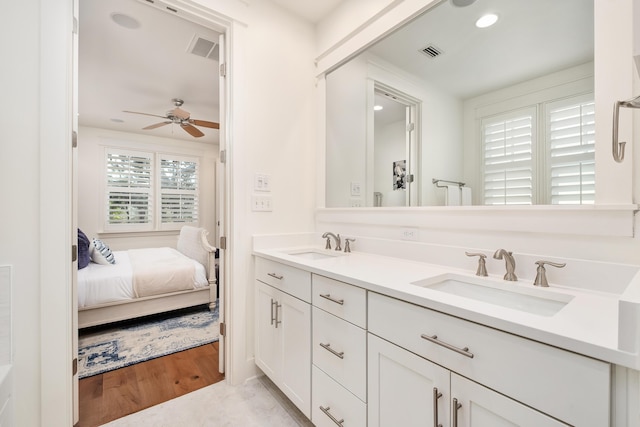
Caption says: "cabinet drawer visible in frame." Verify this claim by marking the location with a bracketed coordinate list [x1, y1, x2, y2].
[313, 307, 367, 401]
[368, 292, 610, 427]
[255, 257, 311, 302]
[312, 366, 366, 427]
[312, 274, 366, 328]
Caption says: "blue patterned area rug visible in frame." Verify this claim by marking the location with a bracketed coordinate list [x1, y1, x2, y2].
[78, 304, 219, 379]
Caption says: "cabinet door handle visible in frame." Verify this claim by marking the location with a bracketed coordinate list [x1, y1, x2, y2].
[319, 406, 344, 426]
[267, 272, 283, 280]
[274, 302, 282, 328]
[433, 387, 443, 427]
[452, 398, 462, 427]
[319, 342, 344, 359]
[319, 293, 344, 305]
[270, 298, 276, 325]
[420, 334, 474, 358]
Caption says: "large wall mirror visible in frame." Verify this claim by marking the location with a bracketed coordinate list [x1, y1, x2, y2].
[325, 0, 595, 208]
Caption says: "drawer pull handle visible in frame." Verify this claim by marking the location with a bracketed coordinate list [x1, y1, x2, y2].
[267, 272, 284, 280]
[433, 387, 443, 427]
[452, 398, 462, 427]
[319, 406, 344, 426]
[420, 334, 474, 359]
[320, 342, 344, 359]
[319, 293, 344, 305]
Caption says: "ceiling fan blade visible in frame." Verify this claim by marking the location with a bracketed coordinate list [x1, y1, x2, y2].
[180, 123, 205, 138]
[143, 121, 172, 130]
[123, 110, 168, 119]
[172, 107, 191, 120]
[189, 119, 220, 129]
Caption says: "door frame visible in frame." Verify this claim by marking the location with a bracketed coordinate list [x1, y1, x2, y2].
[40, 0, 235, 424]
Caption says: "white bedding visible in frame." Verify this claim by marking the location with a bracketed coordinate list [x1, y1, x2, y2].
[78, 248, 208, 308]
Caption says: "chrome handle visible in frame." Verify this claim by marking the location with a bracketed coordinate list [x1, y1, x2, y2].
[270, 298, 276, 325]
[433, 387, 443, 427]
[319, 293, 344, 305]
[320, 342, 344, 359]
[319, 406, 344, 426]
[452, 398, 461, 427]
[420, 334, 474, 358]
[267, 272, 283, 280]
[274, 302, 282, 328]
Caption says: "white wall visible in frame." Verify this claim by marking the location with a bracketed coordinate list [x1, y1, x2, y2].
[0, 0, 44, 425]
[77, 126, 218, 250]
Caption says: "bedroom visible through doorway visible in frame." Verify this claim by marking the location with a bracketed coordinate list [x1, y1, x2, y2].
[76, 0, 229, 423]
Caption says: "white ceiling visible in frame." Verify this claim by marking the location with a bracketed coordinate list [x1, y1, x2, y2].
[367, 0, 593, 100]
[79, 0, 222, 143]
[269, 0, 344, 23]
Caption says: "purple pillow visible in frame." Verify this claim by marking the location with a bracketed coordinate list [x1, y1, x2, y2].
[77, 229, 91, 269]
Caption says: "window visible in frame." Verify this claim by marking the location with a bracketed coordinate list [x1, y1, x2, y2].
[104, 148, 199, 231]
[106, 151, 153, 228]
[482, 108, 536, 205]
[480, 94, 594, 205]
[546, 96, 595, 205]
[159, 156, 199, 224]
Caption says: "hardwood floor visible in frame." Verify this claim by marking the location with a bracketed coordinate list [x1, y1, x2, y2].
[78, 341, 224, 427]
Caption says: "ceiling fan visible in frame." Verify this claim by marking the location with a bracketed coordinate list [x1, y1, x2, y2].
[123, 98, 219, 138]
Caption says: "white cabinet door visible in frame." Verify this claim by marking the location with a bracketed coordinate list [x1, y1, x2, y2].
[451, 374, 568, 427]
[368, 334, 450, 427]
[255, 280, 281, 381]
[279, 289, 311, 417]
[255, 279, 311, 418]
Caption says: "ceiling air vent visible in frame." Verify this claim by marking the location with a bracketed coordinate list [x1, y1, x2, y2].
[187, 34, 219, 61]
[420, 44, 443, 59]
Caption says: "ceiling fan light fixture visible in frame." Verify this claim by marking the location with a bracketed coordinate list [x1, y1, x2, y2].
[110, 13, 141, 30]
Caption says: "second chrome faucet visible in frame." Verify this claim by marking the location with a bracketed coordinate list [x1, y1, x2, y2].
[493, 249, 517, 281]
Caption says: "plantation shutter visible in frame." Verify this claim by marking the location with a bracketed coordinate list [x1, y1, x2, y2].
[547, 96, 595, 205]
[159, 156, 199, 225]
[106, 151, 153, 227]
[482, 108, 535, 205]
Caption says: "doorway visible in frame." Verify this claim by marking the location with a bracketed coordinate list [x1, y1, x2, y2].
[368, 82, 420, 207]
[75, 0, 230, 424]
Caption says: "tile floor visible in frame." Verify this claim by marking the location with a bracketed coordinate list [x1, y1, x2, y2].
[102, 375, 313, 427]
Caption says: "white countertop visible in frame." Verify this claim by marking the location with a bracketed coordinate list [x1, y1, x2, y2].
[254, 246, 640, 370]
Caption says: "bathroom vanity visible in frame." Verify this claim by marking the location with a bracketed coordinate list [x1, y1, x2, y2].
[254, 236, 640, 426]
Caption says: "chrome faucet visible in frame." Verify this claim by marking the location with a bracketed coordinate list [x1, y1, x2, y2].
[322, 232, 341, 251]
[493, 249, 517, 281]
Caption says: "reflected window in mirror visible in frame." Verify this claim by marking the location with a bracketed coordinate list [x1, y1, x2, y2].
[325, 0, 594, 208]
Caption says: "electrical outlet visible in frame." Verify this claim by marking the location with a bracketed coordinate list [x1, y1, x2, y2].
[401, 227, 419, 241]
[350, 182, 362, 196]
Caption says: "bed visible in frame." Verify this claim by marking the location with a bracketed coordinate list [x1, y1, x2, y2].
[77, 226, 218, 329]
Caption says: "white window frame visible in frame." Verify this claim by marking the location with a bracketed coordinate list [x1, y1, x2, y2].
[103, 147, 200, 232]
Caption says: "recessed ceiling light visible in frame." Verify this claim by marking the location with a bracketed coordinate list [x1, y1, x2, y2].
[475, 13, 498, 28]
[374, 105, 384, 111]
[110, 118, 124, 123]
[450, 0, 477, 7]
[110, 13, 140, 30]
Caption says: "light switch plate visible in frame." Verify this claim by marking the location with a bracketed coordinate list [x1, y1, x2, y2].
[252, 195, 273, 211]
[350, 182, 361, 196]
[254, 174, 271, 192]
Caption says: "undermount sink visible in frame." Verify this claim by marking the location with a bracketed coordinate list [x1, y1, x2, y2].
[412, 274, 573, 316]
[285, 249, 346, 260]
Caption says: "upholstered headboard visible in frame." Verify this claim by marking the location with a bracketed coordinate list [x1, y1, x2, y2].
[177, 226, 217, 281]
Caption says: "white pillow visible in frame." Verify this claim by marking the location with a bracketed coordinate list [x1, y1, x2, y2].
[91, 238, 115, 265]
